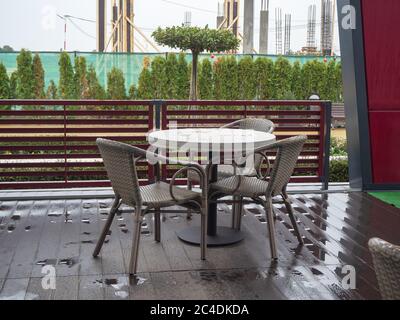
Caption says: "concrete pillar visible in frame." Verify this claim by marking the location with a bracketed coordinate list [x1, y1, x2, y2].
[243, 0, 254, 54]
[259, 10, 269, 54]
[97, 0, 106, 52]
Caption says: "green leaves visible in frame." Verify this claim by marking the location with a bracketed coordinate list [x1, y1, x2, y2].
[58, 52, 75, 99]
[152, 26, 240, 54]
[152, 26, 240, 100]
[0, 63, 10, 100]
[32, 54, 45, 99]
[87, 65, 106, 100]
[198, 59, 213, 100]
[107, 67, 127, 100]
[16, 49, 35, 99]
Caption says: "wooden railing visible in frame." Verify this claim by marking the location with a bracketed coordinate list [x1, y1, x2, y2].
[0, 100, 331, 190]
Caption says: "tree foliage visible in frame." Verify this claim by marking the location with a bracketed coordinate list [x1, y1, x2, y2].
[151, 56, 167, 99]
[32, 54, 45, 99]
[198, 58, 213, 100]
[273, 57, 292, 99]
[58, 52, 75, 99]
[0, 45, 14, 52]
[175, 53, 190, 99]
[164, 53, 178, 99]
[16, 49, 35, 99]
[128, 84, 136, 100]
[74, 56, 89, 99]
[87, 65, 106, 100]
[107, 67, 126, 100]
[152, 26, 240, 100]
[0, 63, 10, 99]
[238, 57, 256, 100]
[254, 57, 274, 100]
[137, 63, 153, 99]
[46, 80, 58, 99]
[9, 72, 17, 99]
[291, 61, 303, 100]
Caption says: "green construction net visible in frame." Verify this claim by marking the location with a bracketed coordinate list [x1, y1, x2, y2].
[0, 52, 340, 89]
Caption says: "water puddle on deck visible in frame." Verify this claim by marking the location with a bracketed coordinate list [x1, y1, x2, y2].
[94, 275, 147, 299]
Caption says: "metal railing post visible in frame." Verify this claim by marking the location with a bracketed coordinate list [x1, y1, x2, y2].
[323, 101, 332, 190]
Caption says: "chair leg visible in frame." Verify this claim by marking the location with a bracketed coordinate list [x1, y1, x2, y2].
[93, 197, 120, 257]
[154, 208, 161, 242]
[231, 196, 243, 230]
[282, 191, 304, 245]
[186, 180, 193, 220]
[263, 198, 278, 260]
[129, 207, 143, 276]
[200, 202, 208, 260]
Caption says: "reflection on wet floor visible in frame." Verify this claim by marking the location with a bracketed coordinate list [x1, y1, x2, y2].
[0, 192, 398, 299]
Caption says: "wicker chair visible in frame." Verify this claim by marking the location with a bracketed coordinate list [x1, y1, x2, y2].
[209, 136, 307, 260]
[188, 118, 275, 226]
[93, 138, 208, 276]
[368, 238, 400, 300]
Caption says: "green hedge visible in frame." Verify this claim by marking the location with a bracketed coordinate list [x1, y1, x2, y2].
[329, 159, 349, 182]
[0, 51, 344, 102]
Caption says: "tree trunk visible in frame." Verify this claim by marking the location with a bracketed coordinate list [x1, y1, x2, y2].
[189, 52, 198, 101]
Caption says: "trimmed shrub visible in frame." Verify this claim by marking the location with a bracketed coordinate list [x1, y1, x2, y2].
[329, 159, 349, 182]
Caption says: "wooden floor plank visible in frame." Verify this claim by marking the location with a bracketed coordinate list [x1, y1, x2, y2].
[0, 191, 394, 300]
[78, 275, 105, 300]
[53, 276, 79, 300]
[0, 278, 30, 300]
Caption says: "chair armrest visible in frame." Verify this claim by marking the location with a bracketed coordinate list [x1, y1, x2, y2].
[169, 164, 208, 203]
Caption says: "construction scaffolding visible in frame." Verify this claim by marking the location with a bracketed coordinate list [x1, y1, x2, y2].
[302, 5, 317, 54]
[284, 14, 292, 55]
[321, 0, 334, 56]
[275, 8, 283, 55]
[97, 0, 159, 53]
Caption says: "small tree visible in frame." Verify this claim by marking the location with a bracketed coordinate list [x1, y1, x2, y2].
[128, 84, 136, 100]
[87, 65, 106, 100]
[107, 67, 126, 100]
[175, 53, 190, 99]
[254, 57, 274, 100]
[58, 52, 75, 99]
[151, 56, 167, 99]
[32, 54, 45, 99]
[335, 63, 343, 102]
[16, 49, 35, 99]
[152, 26, 240, 100]
[273, 57, 292, 99]
[237, 57, 255, 100]
[9, 72, 17, 99]
[198, 58, 213, 100]
[46, 80, 58, 99]
[74, 56, 89, 99]
[0, 63, 10, 99]
[291, 61, 303, 100]
[164, 53, 178, 99]
[137, 63, 154, 99]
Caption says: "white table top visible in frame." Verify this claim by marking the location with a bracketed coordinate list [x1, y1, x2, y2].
[148, 128, 276, 151]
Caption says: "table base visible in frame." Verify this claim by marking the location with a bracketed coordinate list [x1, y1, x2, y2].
[176, 226, 244, 247]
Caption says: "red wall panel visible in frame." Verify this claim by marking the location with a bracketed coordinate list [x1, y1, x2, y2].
[369, 113, 400, 184]
[362, 0, 400, 184]
[362, 0, 400, 110]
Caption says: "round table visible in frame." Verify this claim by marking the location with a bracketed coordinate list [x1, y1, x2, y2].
[148, 128, 276, 246]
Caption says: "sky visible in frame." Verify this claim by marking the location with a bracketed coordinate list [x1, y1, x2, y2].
[0, 0, 341, 54]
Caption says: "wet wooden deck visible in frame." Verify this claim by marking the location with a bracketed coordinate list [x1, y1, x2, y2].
[0, 191, 399, 300]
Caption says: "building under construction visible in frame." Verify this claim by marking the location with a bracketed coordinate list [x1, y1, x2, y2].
[321, 0, 334, 56]
[302, 4, 318, 54]
[97, 0, 159, 53]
